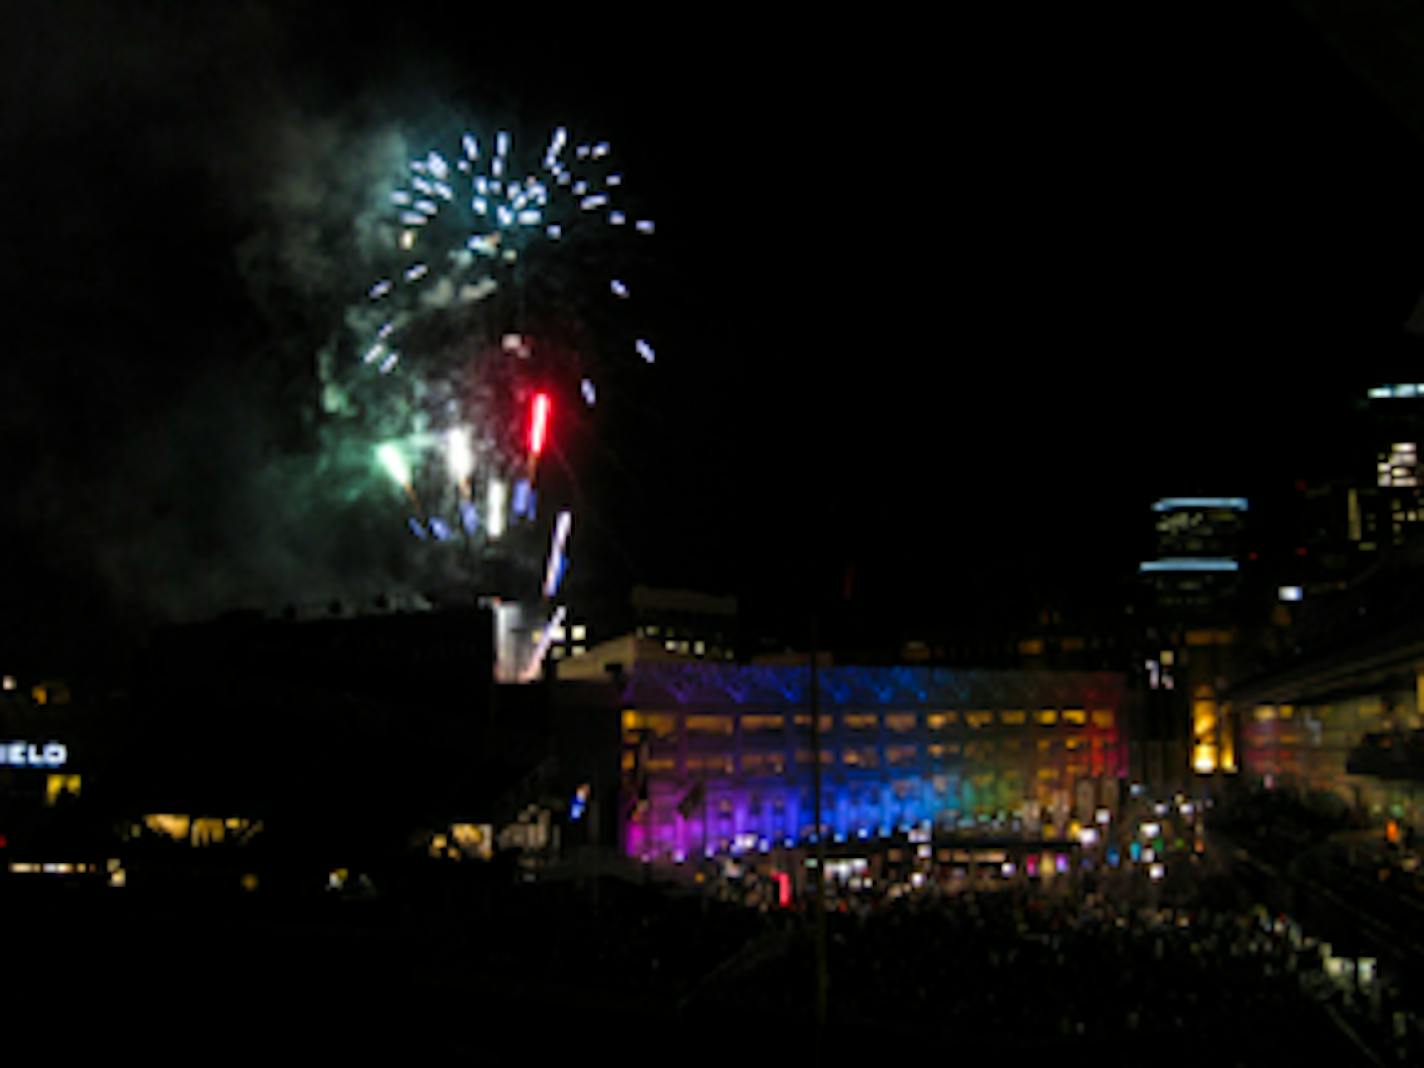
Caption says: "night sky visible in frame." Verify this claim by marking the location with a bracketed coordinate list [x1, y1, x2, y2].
[4, 4, 1424, 672]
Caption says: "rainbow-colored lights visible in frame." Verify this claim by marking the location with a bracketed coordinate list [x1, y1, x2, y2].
[620, 665, 1127, 861]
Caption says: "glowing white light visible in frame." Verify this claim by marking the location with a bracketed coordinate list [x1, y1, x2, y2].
[363, 343, 385, 364]
[486, 479, 507, 540]
[609, 211, 626, 225]
[581, 379, 596, 406]
[581, 194, 608, 210]
[496, 131, 510, 157]
[400, 211, 426, 226]
[543, 510, 573, 597]
[518, 210, 541, 225]
[369, 280, 392, 299]
[463, 133, 478, 159]
[611, 279, 630, 298]
[472, 197, 488, 215]
[592, 141, 610, 158]
[433, 181, 453, 201]
[522, 605, 566, 682]
[414, 198, 438, 215]
[547, 224, 562, 239]
[446, 427, 474, 483]
[427, 153, 449, 180]
[404, 263, 428, 282]
[636, 219, 655, 234]
[497, 206, 513, 227]
[379, 352, 398, 374]
[576, 144, 590, 158]
[390, 191, 412, 205]
[636, 339, 656, 363]
[411, 177, 433, 195]
[1279, 586, 1303, 602]
[572, 181, 588, 195]
[474, 177, 488, 195]
[492, 158, 503, 177]
[549, 127, 567, 156]
[399, 230, 416, 250]
[606, 174, 622, 186]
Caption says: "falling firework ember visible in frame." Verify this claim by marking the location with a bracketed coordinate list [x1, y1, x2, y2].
[329, 120, 657, 638]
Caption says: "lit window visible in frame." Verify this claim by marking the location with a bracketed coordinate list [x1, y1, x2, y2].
[742, 715, 785, 732]
[647, 626, 659, 636]
[144, 814, 191, 841]
[44, 774, 81, 806]
[1036, 710, 1058, 726]
[571, 625, 587, 641]
[694, 640, 706, 655]
[1062, 709, 1087, 726]
[1091, 710, 1115, 729]
[884, 713, 917, 732]
[927, 712, 958, 730]
[843, 714, 878, 730]
[686, 715, 734, 735]
[966, 711, 993, 729]
[1000, 710, 1026, 726]
[571, 646, 585, 657]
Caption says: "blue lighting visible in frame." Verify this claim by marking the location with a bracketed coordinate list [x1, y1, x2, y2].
[1139, 558, 1239, 573]
[1152, 497, 1248, 512]
[512, 479, 533, 519]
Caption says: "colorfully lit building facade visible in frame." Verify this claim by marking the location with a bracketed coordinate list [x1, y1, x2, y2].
[619, 664, 1128, 862]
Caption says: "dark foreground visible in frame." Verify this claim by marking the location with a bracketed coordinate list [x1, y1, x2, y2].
[2, 864, 1392, 1064]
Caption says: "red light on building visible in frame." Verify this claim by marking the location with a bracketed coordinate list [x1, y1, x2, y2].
[1296, 547, 1308, 557]
[773, 869, 792, 908]
[529, 392, 551, 457]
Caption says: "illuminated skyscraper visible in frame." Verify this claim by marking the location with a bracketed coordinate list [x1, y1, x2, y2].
[1136, 498, 1249, 788]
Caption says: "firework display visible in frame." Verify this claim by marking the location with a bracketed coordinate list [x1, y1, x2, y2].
[334, 122, 655, 675]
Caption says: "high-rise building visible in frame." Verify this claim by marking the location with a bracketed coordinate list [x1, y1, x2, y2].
[1136, 497, 1249, 789]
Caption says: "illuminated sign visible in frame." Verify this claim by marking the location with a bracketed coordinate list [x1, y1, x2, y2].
[0, 742, 67, 768]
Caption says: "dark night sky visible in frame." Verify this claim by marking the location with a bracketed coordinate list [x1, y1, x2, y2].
[4, 3, 1424, 670]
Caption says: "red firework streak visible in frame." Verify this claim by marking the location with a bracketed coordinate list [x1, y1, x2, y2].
[527, 391, 551, 480]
